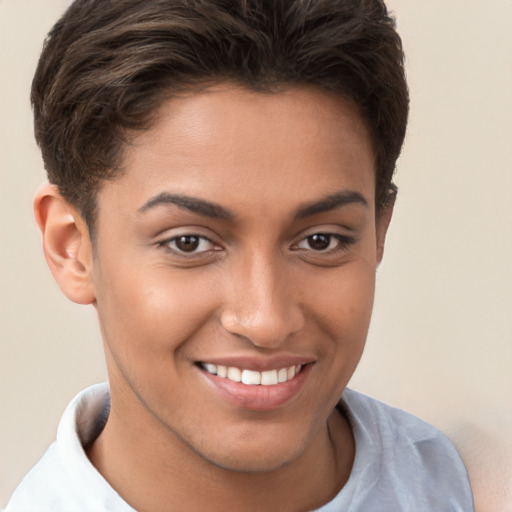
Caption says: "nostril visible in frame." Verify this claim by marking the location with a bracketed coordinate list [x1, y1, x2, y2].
[219, 305, 304, 349]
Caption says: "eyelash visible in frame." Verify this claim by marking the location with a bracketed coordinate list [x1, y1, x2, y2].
[292, 233, 356, 256]
[157, 235, 218, 255]
[157, 232, 355, 257]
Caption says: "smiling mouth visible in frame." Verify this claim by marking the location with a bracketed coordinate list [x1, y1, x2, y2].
[199, 362, 304, 386]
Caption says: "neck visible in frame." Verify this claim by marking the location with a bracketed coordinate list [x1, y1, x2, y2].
[87, 394, 354, 512]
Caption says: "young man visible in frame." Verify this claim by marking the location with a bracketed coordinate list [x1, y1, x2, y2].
[5, 0, 473, 510]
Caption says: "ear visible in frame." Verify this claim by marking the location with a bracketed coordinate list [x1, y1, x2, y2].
[34, 184, 96, 305]
[375, 200, 395, 265]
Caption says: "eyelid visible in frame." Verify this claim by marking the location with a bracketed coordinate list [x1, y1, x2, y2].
[156, 228, 223, 257]
[292, 224, 356, 244]
[289, 227, 358, 261]
[296, 233, 354, 248]
[295, 233, 350, 249]
[164, 235, 215, 253]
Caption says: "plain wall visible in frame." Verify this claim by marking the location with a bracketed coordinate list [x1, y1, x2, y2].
[1, 1, 511, 510]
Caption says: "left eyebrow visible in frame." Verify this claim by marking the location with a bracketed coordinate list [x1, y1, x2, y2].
[294, 190, 368, 219]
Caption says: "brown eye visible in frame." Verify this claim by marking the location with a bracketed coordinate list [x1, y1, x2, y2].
[175, 235, 200, 252]
[160, 234, 216, 255]
[294, 232, 354, 255]
[307, 233, 331, 251]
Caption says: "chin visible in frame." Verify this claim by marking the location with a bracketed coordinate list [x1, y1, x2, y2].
[202, 448, 301, 475]
[186, 432, 308, 475]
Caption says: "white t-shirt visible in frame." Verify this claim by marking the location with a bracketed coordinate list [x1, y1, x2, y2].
[4, 383, 474, 511]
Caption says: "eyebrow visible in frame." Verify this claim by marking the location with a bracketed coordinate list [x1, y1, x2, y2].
[295, 190, 368, 218]
[137, 189, 368, 221]
[137, 192, 235, 220]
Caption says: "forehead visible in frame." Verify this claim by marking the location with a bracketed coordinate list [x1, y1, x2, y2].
[98, 85, 375, 219]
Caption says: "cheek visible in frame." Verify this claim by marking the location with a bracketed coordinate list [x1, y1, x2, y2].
[93, 258, 222, 359]
[310, 261, 376, 351]
[295, 261, 376, 415]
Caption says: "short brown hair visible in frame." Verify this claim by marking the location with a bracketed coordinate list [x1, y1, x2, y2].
[32, 0, 408, 231]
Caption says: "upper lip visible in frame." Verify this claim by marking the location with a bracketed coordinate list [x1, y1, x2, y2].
[195, 355, 315, 372]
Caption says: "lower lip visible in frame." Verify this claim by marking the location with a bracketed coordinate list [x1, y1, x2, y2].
[198, 364, 313, 411]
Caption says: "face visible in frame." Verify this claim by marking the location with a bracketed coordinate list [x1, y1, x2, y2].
[89, 85, 387, 473]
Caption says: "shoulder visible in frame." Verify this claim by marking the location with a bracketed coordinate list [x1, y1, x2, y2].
[334, 389, 474, 511]
[342, 387, 453, 446]
[3, 443, 79, 512]
[3, 383, 133, 512]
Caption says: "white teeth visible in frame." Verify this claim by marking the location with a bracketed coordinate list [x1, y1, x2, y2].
[227, 367, 241, 382]
[242, 369, 261, 385]
[203, 363, 218, 375]
[278, 368, 288, 383]
[261, 370, 278, 386]
[202, 363, 302, 386]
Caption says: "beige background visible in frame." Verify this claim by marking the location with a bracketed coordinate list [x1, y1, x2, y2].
[1, 0, 511, 510]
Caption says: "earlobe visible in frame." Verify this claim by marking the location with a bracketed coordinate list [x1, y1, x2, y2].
[34, 184, 96, 305]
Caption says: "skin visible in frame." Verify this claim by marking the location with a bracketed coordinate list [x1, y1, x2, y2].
[35, 85, 393, 512]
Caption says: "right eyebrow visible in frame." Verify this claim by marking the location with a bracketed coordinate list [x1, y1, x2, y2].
[137, 192, 235, 220]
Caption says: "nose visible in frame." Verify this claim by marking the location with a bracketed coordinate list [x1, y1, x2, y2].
[220, 253, 305, 348]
